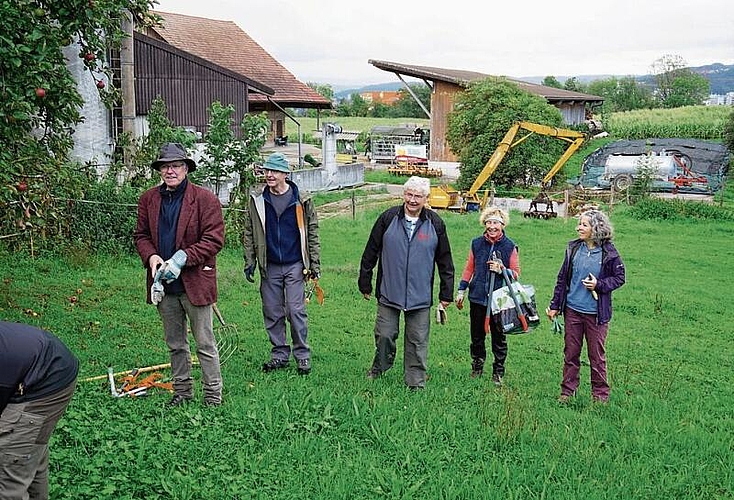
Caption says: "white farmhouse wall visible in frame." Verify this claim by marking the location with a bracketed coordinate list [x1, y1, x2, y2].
[63, 44, 112, 175]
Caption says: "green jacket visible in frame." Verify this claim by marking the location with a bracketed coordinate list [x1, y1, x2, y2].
[242, 180, 320, 279]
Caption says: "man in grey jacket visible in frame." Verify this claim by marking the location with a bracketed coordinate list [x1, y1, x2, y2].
[243, 153, 321, 375]
[358, 176, 454, 389]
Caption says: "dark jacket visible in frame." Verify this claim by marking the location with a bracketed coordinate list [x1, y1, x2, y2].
[0, 322, 79, 415]
[134, 181, 225, 306]
[358, 205, 454, 310]
[550, 239, 625, 324]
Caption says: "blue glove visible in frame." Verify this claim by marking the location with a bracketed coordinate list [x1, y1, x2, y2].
[151, 267, 165, 305]
[244, 264, 256, 283]
[160, 250, 187, 283]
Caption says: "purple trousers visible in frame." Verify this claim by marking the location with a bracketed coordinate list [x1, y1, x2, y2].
[561, 307, 610, 401]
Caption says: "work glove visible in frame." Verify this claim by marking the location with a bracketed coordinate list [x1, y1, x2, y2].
[487, 258, 504, 274]
[436, 303, 447, 325]
[159, 250, 187, 283]
[455, 290, 465, 310]
[151, 268, 165, 306]
[244, 264, 256, 283]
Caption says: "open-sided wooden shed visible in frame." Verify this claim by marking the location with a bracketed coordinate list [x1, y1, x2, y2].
[368, 59, 604, 163]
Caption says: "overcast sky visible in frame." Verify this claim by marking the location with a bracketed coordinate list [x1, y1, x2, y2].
[153, 0, 734, 88]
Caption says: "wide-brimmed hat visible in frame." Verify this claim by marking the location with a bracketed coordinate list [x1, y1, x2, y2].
[263, 152, 291, 173]
[151, 143, 197, 172]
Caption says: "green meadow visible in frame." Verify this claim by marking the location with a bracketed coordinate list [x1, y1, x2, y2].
[1, 202, 732, 499]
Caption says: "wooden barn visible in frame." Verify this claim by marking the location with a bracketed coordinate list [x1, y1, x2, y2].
[368, 59, 604, 163]
[132, 32, 274, 139]
[143, 11, 333, 144]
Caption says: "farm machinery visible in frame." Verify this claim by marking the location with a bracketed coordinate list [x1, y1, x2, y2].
[602, 150, 711, 192]
[428, 121, 586, 216]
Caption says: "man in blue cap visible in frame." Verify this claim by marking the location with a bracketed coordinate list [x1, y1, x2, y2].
[243, 152, 321, 375]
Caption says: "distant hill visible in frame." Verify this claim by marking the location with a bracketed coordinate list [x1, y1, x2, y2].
[510, 63, 733, 94]
[334, 62, 734, 98]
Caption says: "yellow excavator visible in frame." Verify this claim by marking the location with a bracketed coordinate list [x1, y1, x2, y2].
[428, 121, 586, 215]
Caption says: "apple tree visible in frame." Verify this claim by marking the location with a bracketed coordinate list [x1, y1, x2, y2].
[0, 0, 157, 251]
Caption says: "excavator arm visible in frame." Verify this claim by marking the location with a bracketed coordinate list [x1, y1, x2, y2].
[467, 121, 586, 196]
[428, 121, 586, 213]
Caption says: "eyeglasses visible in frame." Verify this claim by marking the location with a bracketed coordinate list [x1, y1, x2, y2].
[404, 192, 426, 201]
[161, 163, 186, 172]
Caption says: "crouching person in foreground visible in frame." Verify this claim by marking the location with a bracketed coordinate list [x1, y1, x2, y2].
[0, 321, 79, 500]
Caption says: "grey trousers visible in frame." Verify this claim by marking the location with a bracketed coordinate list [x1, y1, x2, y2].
[0, 380, 76, 500]
[260, 261, 310, 362]
[158, 293, 222, 403]
[370, 303, 431, 388]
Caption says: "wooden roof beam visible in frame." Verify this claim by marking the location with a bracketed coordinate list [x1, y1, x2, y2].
[393, 72, 431, 120]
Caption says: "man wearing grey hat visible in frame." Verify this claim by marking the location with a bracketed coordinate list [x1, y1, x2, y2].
[243, 152, 321, 375]
[134, 143, 225, 407]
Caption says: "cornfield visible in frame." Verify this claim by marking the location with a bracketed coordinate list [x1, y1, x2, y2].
[606, 105, 731, 140]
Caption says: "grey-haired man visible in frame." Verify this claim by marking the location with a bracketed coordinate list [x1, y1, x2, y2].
[358, 176, 455, 390]
[134, 143, 225, 407]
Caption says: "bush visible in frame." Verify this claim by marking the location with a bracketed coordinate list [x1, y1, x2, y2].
[629, 197, 734, 221]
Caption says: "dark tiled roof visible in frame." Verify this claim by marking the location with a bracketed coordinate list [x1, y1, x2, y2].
[151, 11, 332, 109]
[368, 59, 604, 104]
[134, 31, 274, 95]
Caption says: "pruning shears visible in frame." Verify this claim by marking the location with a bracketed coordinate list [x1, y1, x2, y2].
[305, 279, 325, 305]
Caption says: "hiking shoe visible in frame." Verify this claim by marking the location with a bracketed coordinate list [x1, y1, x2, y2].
[491, 373, 503, 387]
[366, 367, 382, 379]
[297, 358, 311, 375]
[471, 368, 483, 378]
[558, 394, 571, 404]
[167, 394, 192, 407]
[262, 359, 289, 372]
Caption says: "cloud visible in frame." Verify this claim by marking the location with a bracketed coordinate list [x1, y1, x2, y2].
[154, 0, 734, 86]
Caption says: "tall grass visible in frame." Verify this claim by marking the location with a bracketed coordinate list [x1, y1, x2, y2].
[1, 206, 732, 499]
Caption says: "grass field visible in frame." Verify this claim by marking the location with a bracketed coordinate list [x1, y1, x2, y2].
[1, 200, 732, 499]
